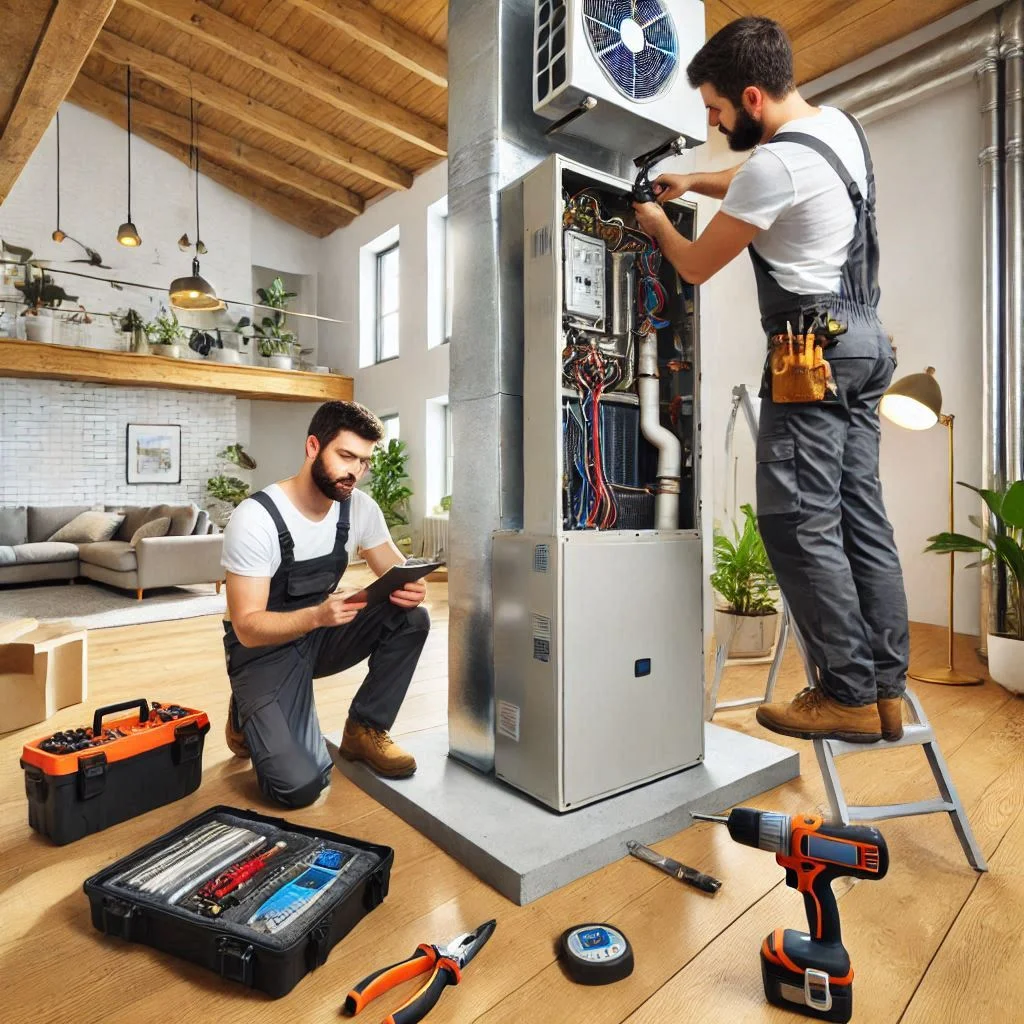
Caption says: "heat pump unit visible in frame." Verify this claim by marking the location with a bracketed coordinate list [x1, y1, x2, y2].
[533, 0, 708, 154]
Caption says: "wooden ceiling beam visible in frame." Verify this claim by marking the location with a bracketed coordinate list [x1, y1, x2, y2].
[66, 86, 344, 237]
[70, 73, 364, 216]
[284, 0, 448, 88]
[0, 0, 117, 203]
[93, 30, 412, 191]
[119, 0, 447, 156]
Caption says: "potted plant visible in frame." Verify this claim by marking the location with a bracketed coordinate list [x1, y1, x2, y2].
[206, 444, 258, 527]
[711, 503, 780, 658]
[367, 438, 414, 555]
[926, 480, 1024, 694]
[118, 308, 149, 354]
[243, 276, 299, 369]
[146, 307, 188, 359]
[16, 258, 77, 343]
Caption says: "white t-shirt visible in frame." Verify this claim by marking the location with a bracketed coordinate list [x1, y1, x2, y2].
[221, 483, 391, 578]
[721, 106, 869, 296]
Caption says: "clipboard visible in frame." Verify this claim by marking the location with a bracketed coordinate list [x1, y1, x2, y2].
[342, 561, 442, 606]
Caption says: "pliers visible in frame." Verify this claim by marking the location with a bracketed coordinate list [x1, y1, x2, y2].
[343, 919, 496, 1024]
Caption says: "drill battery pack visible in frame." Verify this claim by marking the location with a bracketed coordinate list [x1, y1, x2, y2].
[760, 927, 854, 1024]
[20, 698, 210, 845]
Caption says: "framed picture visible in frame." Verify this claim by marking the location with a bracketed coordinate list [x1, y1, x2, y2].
[126, 423, 181, 484]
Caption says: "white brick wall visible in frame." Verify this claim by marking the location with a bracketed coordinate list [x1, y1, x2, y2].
[0, 379, 237, 507]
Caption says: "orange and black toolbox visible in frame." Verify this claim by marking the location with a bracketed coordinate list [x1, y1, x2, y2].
[83, 804, 393, 998]
[20, 698, 210, 845]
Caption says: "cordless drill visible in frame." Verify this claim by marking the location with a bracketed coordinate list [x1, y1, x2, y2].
[692, 808, 888, 1024]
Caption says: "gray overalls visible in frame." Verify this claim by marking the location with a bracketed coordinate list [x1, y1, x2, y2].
[751, 111, 910, 707]
[223, 491, 429, 807]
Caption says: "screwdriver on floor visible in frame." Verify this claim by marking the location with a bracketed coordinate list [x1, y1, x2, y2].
[626, 840, 722, 893]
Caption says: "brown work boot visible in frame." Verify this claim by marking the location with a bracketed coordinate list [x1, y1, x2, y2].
[339, 717, 417, 778]
[877, 697, 904, 742]
[225, 696, 250, 760]
[756, 687, 883, 743]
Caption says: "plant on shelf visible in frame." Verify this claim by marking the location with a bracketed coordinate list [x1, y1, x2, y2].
[367, 438, 414, 554]
[236, 276, 299, 366]
[711, 503, 780, 659]
[925, 480, 1024, 693]
[9, 246, 78, 343]
[146, 307, 187, 356]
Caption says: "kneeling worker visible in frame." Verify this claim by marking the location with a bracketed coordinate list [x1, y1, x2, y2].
[221, 400, 429, 808]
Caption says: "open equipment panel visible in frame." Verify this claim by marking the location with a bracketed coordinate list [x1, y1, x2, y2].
[493, 154, 704, 812]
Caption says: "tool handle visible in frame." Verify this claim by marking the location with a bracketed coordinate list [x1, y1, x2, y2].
[92, 698, 149, 735]
[344, 945, 435, 1016]
[681, 867, 723, 894]
[786, 863, 843, 945]
[384, 959, 461, 1024]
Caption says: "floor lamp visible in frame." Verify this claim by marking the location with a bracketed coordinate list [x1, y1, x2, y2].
[880, 367, 982, 685]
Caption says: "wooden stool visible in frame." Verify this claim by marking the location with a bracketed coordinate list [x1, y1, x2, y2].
[0, 618, 88, 733]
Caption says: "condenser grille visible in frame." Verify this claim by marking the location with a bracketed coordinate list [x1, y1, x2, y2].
[582, 0, 679, 101]
[535, 0, 569, 103]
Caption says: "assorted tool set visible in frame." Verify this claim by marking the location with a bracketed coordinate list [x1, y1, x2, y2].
[84, 805, 394, 999]
[20, 698, 209, 845]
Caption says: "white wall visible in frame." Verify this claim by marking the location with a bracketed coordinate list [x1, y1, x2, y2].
[692, 82, 984, 633]
[318, 162, 450, 545]
[0, 101, 324, 511]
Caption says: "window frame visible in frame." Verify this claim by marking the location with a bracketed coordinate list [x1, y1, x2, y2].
[374, 241, 400, 364]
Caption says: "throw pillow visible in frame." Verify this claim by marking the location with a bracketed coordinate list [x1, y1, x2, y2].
[130, 516, 171, 547]
[48, 510, 125, 544]
[0, 507, 27, 546]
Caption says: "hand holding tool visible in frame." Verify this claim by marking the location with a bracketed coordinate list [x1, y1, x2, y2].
[344, 919, 496, 1024]
[693, 808, 888, 1023]
[626, 840, 722, 893]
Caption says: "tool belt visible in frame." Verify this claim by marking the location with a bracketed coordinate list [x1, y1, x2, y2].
[768, 332, 836, 404]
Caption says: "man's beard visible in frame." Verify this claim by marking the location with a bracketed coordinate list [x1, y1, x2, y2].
[311, 452, 356, 501]
[720, 107, 763, 152]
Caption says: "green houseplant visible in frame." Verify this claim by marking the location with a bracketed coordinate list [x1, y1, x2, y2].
[146, 307, 188, 359]
[711, 503, 780, 658]
[206, 444, 258, 527]
[925, 480, 1024, 693]
[237, 276, 299, 368]
[367, 438, 414, 554]
[14, 252, 77, 343]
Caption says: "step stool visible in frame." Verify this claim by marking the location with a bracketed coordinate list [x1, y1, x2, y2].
[813, 689, 987, 872]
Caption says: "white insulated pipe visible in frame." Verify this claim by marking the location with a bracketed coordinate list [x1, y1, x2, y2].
[637, 332, 681, 530]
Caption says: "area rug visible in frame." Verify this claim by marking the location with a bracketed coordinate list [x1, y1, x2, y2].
[0, 582, 226, 629]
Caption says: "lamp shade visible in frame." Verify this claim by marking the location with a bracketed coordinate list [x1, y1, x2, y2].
[880, 366, 943, 430]
[169, 257, 223, 311]
[117, 220, 141, 247]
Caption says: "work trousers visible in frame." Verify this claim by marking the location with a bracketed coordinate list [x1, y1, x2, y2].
[224, 602, 430, 808]
[755, 319, 910, 707]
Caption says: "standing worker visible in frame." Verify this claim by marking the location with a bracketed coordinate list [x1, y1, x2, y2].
[632, 17, 908, 744]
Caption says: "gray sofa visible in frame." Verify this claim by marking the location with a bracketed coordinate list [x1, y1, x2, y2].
[0, 503, 224, 599]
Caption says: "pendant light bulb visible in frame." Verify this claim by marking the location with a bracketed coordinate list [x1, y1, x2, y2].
[117, 221, 141, 247]
[52, 229, 66, 243]
[177, 233, 191, 251]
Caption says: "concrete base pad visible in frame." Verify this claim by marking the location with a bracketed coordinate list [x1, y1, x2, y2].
[329, 724, 799, 905]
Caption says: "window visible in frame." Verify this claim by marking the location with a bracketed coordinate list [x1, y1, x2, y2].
[444, 401, 453, 499]
[375, 242, 400, 362]
[443, 212, 453, 344]
[381, 414, 400, 444]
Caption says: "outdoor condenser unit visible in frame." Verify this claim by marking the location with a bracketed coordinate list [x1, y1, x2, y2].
[533, 0, 708, 153]
[493, 154, 704, 812]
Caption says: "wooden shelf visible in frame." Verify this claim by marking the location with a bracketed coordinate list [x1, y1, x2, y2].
[0, 339, 353, 403]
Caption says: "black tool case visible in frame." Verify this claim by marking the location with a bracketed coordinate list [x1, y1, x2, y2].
[83, 804, 394, 998]
[21, 698, 210, 846]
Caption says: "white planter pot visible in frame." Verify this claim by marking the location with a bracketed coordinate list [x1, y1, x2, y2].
[24, 313, 53, 343]
[987, 633, 1024, 694]
[164, 343, 186, 359]
[268, 354, 293, 370]
[209, 348, 241, 364]
[714, 608, 780, 659]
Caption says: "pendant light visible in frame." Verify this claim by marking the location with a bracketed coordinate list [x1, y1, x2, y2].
[51, 110, 65, 243]
[169, 98, 222, 311]
[116, 66, 142, 247]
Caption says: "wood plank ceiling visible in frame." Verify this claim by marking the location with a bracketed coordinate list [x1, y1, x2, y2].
[1, 1, 977, 238]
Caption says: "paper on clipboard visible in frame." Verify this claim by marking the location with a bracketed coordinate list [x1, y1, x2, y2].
[342, 560, 442, 606]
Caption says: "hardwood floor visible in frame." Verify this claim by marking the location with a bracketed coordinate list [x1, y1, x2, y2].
[2, 571, 1021, 1023]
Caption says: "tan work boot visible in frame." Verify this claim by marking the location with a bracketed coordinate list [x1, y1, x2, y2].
[339, 717, 417, 778]
[877, 697, 904, 742]
[756, 687, 883, 743]
[225, 696, 250, 760]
